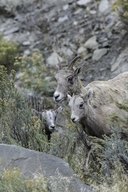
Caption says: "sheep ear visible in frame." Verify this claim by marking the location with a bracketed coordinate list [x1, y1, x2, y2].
[87, 88, 93, 99]
[80, 94, 84, 100]
[42, 110, 46, 118]
[67, 94, 72, 102]
[83, 88, 93, 103]
[56, 106, 63, 114]
[74, 67, 81, 77]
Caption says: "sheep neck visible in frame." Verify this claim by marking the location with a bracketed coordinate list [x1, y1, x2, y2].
[74, 78, 85, 95]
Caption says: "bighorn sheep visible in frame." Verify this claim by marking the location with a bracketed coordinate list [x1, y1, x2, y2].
[68, 71, 128, 138]
[53, 55, 83, 102]
[53, 55, 128, 104]
[32, 107, 62, 141]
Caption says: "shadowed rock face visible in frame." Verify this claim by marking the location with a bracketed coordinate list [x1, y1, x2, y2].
[0, 144, 95, 192]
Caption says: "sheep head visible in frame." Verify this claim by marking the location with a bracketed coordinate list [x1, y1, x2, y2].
[68, 88, 93, 123]
[53, 55, 81, 102]
[31, 106, 62, 132]
[69, 95, 85, 123]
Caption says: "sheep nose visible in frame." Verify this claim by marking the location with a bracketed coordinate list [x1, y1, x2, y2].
[54, 94, 60, 100]
[72, 118, 76, 123]
[50, 126, 55, 130]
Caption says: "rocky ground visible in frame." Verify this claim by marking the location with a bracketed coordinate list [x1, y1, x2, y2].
[0, 0, 128, 85]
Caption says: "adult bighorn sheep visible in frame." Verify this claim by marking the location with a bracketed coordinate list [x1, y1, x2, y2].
[53, 55, 83, 102]
[68, 71, 128, 138]
[32, 107, 62, 141]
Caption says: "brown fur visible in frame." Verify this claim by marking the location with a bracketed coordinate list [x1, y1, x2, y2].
[69, 71, 128, 138]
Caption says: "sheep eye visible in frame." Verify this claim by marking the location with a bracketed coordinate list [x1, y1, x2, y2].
[79, 103, 84, 109]
[67, 76, 73, 84]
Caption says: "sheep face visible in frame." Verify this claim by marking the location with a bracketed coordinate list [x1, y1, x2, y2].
[42, 109, 57, 132]
[69, 95, 86, 123]
[32, 107, 62, 132]
[54, 68, 81, 102]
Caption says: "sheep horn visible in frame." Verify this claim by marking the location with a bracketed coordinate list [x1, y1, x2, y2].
[68, 55, 81, 70]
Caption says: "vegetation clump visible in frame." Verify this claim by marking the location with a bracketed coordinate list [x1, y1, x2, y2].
[0, 167, 50, 192]
[112, 0, 128, 29]
[0, 35, 18, 73]
[0, 65, 50, 151]
[15, 50, 55, 96]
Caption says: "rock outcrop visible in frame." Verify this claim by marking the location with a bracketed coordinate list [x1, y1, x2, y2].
[0, 144, 95, 192]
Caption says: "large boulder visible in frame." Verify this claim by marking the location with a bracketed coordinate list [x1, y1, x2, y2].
[0, 144, 95, 192]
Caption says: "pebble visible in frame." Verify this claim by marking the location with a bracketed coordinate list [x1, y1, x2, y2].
[98, 0, 110, 14]
[77, 46, 88, 55]
[77, 0, 92, 7]
[58, 15, 68, 22]
[84, 36, 99, 50]
[74, 8, 83, 15]
[61, 47, 74, 57]
[22, 41, 31, 46]
[47, 52, 63, 66]
[63, 4, 69, 11]
[4, 26, 19, 35]
[24, 49, 31, 56]
[92, 48, 108, 61]
[90, 10, 97, 15]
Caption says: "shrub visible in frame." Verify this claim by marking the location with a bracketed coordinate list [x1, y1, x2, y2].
[15, 50, 55, 96]
[0, 167, 79, 192]
[112, 0, 128, 29]
[84, 131, 128, 191]
[0, 65, 50, 151]
[0, 167, 50, 192]
[0, 35, 18, 73]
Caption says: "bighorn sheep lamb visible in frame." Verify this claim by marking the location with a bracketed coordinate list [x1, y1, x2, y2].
[68, 71, 128, 138]
[32, 107, 62, 141]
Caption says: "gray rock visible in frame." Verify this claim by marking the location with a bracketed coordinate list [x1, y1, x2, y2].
[105, 15, 115, 29]
[111, 48, 128, 73]
[101, 41, 109, 48]
[24, 49, 31, 55]
[61, 47, 74, 57]
[92, 48, 108, 61]
[4, 26, 19, 35]
[58, 15, 68, 22]
[111, 59, 120, 72]
[98, 0, 110, 14]
[0, 23, 6, 32]
[90, 10, 97, 15]
[84, 36, 99, 50]
[121, 63, 128, 72]
[4, 34, 14, 41]
[47, 52, 63, 66]
[77, 0, 92, 7]
[73, 21, 79, 25]
[74, 8, 83, 15]
[63, 4, 69, 10]
[22, 41, 31, 46]
[77, 46, 88, 55]
[0, 144, 95, 192]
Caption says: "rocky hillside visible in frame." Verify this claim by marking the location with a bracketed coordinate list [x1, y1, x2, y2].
[0, 0, 128, 86]
[0, 1, 128, 191]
